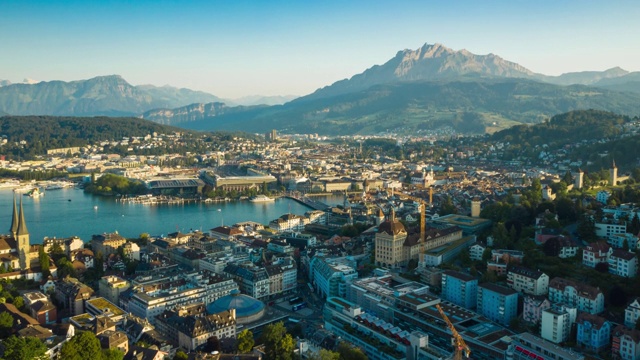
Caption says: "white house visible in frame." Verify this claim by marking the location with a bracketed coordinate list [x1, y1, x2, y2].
[625, 298, 640, 329]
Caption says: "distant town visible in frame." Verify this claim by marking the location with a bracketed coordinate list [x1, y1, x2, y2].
[0, 124, 640, 360]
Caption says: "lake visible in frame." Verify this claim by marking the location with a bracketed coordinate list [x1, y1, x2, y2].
[0, 189, 343, 243]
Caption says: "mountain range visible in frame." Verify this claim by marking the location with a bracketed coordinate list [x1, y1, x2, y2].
[2, 43, 640, 134]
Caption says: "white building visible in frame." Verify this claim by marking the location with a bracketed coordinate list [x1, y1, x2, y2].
[609, 249, 638, 278]
[548, 277, 604, 315]
[625, 298, 640, 329]
[124, 270, 238, 324]
[582, 241, 613, 268]
[469, 242, 486, 261]
[541, 305, 577, 344]
[609, 233, 639, 251]
[595, 220, 626, 239]
[309, 256, 358, 299]
[506, 266, 549, 296]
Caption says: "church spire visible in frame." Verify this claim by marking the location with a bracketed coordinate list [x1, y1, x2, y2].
[612, 159, 617, 169]
[10, 195, 18, 236]
[17, 198, 29, 236]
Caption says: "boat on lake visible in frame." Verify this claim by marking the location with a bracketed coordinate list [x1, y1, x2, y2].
[25, 187, 43, 198]
[249, 195, 275, 203]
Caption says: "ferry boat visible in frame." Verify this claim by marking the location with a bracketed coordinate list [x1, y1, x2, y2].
[25, 187, 43, 198]
[249, 195, 275, 203]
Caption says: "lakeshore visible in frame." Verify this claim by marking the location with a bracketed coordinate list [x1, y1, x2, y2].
[0, 188, 342, 244]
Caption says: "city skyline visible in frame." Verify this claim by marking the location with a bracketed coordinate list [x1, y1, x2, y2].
[2, 0, 639, 98]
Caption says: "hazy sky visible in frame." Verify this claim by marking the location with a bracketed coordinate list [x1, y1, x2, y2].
[1, 0, 639, 98]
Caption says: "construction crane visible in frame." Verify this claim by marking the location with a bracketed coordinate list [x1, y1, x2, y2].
[397, 190, 430, 243]
[435, 304, 471, 360]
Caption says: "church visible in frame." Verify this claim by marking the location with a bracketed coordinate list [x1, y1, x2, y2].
[0, 196, 38, 272]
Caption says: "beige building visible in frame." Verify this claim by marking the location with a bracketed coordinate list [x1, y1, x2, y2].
[99, 275, 131, 304]
[375, 210, 408, 268]
[91, 232, 126, 256]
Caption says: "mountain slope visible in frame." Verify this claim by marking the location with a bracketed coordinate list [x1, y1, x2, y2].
[180, 78, 640, 135]
[0, 75, 223, 116]
[137, 84, 224, 108]
[302, 43, 537, 102]
[228, 94, 298, 106]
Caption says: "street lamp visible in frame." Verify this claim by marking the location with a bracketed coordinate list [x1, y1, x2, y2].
[217, 208, 223, 226]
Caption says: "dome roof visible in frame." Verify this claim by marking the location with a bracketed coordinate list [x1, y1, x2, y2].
[206, 290, 265, 318]
[378, 219, 406, 235]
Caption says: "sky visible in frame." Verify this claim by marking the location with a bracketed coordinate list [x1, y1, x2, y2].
[1, 0, 639, 98]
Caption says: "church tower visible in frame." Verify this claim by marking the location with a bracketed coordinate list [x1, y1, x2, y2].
[9, 195, 19, 238]
[16, 198, 30, 270]
[610, 160, 618, 186]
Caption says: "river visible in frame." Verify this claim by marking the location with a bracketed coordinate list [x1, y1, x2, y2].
[0, 189, 343, 244]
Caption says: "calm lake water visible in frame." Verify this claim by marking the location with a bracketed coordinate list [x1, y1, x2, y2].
[0, 189, 342, 244]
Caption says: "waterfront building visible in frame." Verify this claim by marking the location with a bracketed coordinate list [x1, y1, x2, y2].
[548, 277, 604, 314]
[477, 283, 518, 326]
[576, 313, 611, 353]
[441, 270, 477, 309]
[0, 197, 35, 271]
[91, 232, 127, 256]
[507, 266, 549, 296]
[42, 236, 83, 256]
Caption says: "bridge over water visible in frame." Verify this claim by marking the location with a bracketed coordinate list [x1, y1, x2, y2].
[285, 194, 330, 211]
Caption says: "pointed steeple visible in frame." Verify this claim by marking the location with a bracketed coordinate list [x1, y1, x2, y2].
[17, 198, 29, 236]
[9, 195, 18, 236]
[612, 159, 617, 169]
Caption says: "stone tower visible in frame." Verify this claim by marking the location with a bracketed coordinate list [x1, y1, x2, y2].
[471, 198, 481, 218]
[610, 160, 618, 186]
[16, 198, 30, 270]
[575, 168, 584, 189]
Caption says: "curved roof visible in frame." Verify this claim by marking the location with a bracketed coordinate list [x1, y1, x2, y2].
[377, 219, 406, 236]
[206, 290, 264, 318]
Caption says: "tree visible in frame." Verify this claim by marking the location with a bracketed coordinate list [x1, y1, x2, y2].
[237, 329, 255, 353]
[594, 262, 609, 273]
[262, 322, 294, 360]
[308, 349, 340, 360]
[203, 336, 221, 353]
[173, 351, 188, 360]
[102, 349, 124, 360]
[1, 336, 49, 360]
[0, 311, 13, 338]
[577, 215, 597, 242]
[440, 196, 458, 216]
[11, 295, 24, 311]
[543, 237, 561, 257]
[60, 331, 104, 360]
[336, 342, 367, 360]
[38, 246, 50, 278]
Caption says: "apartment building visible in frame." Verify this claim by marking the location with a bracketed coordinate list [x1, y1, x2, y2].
[541, 305, 577, 344]
[309, 256, 358, 299]
[609, 249, 638, 278]
[441, 270, 478, 309]
[548, 277, 605, 314]
[576, 313, 611, 353]
[583, 241, 613, 268]
[625, 298, 640, 329]
[124, 270, 238, 324]
[477, 283, 518, 326]
[612, 325, 640, 360]
[507, 266, 549, 296]
[99, 275, 131, 304]
[223, 263, 270, 300]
